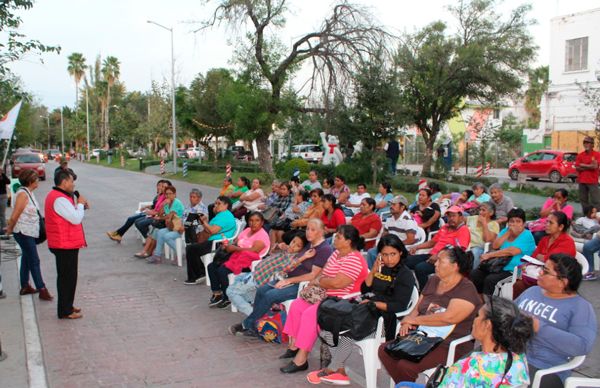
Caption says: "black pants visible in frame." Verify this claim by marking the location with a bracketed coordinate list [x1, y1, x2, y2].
[116, 213, 145, 236]
[579, 183, 600, 211]
[185, 241, 213, 282]
[470, 268, 511, 295]
[50, 248, 79, 318]
[404, 254, 433, 290]
[207, 262, 232, 297]
[134, 217, 154, 238]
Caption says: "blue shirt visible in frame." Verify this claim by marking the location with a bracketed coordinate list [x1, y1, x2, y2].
[468, 193, 491, 204]
[208, 210, 236, 241]
[374, 193, 394, 215]
[496, 227, 535, 271]
[516, 286, 597, 381]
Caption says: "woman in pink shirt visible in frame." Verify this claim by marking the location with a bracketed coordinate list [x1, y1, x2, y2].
[279, 225, 368, 374]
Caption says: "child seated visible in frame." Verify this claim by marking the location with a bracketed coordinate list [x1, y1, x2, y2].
[571, 205, 600, 239]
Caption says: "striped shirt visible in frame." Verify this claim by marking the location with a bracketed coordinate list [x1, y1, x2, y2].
[384, 210, 420, 243]
[252, 251, 302, 287]
[321, 250, 368, 297]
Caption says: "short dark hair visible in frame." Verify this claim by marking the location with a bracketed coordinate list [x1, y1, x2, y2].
[216, 195, 232, 210]
[550, 211, 570, 233]
[583, 205, 596, 218]
[239, 176, 250, 189]
[362, 197, 376, 210]
[555, 188, 568, 199]
[418, 188, 432, 198]
[247, 211, 265, 224]
[380, 182, 392, 194]
[164, 185, 176, 194]
[324, 177, 334, 187]
[548, 254, 582, 292]
[290, 176, 300, 183]
[336, 224, 364, 250]
[357, 183, 367, 190]
[309, 188, 324, 198]
[54, 169, 74, 186]
[335, 175, 345, 183]
[428, 182, 441, 193]
[18, 170, 38, 187]
[507, 208, 526, 223]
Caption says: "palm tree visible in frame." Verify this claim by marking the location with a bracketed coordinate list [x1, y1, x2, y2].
[102, 56, 120, 146]
[67, 52, 87, 112]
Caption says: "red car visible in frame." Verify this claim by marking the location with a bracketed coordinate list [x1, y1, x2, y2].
[508, 150, 577, 183]
[11, 152, 46, 180]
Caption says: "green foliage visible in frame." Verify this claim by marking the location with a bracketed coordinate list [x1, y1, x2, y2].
[0, 0, 60, 80]
[524, 66, 549, 128]
[395, 0, 536, 175]
[274, 158, 311, 179]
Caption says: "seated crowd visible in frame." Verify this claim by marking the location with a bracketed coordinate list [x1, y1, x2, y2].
[105, 175, 597, 387]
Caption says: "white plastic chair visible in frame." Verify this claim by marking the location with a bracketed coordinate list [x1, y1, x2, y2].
[564, 376, 600, 388]
[531, 355, 586, 388]
[495, 252, 589, 300]
[426, 218, 445, 241]
[164, 235, 184, 267]
[200, 219, 244, 286]
[350, 286, 418, 388]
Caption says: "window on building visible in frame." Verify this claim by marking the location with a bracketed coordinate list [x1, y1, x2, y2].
[493, 109, 500, 119]
[565, 37, 588, 72]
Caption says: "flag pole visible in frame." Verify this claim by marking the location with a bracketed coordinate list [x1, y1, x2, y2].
[1, 136, 14, 169]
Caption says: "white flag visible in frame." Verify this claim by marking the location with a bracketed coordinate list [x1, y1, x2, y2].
[0, 100, 23, 140]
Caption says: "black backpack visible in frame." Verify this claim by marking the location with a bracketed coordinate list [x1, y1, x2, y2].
[317, 296, 379, 346]
[183, 213, 201, 244]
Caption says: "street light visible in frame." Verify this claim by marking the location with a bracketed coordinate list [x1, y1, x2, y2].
[147, 20, 177, 174]
[40, 114, 50, 149]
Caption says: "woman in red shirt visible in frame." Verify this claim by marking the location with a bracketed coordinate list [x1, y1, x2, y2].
[350, 198, 382, 249]
[513, 211, 576, 298]
[321, 194, 346, 238]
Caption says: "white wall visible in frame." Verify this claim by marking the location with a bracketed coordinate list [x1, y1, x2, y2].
[543, 8, 600, 132]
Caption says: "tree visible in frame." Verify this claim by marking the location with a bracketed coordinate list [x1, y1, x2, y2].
[199, 0, 387, 173]
[579, 82, 600, 145]
[102, 55, 121, 146]
[67, 52, 87, 110]
[495, 113, 523, 159]
[394, 0, 536, 175]
[342, 54, 401, 185]
[524, 66, 549, 128]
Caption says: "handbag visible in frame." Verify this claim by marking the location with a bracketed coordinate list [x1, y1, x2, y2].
[383, 330, 445, 362]
[425, 364, 447, 388]
[299, 284, 327, 304]
[317, 296, 379, 346]
[478, 256, 511, 273]
[22, 189, 46, 245]
[212, 246, 232, 266]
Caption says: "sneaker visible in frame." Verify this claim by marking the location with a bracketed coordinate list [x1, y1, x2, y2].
[0, 291, 6, 299]
[195, 276, 206, 284]
[208, 294, 223, 306]
[242, 328, 260, 338]
[583, 272, 598, 281]
[229, 323, 244, 335]
[106, 231, 122, 242]
[183, 279, 198, 285]
[216, 299, 231, 309]
[307, 369, 332, 385]
[320, 372, 350, 386]
[146, 255, 162, 264]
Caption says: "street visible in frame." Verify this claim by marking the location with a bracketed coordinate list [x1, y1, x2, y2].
[0, 160, 599, 387]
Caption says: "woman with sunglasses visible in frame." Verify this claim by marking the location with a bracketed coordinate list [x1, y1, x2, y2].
[515, 254, 597, 388]
[396, 296, 534, 388]
[378, 246, 481, 384]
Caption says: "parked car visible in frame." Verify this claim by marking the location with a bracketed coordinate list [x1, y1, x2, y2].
[290, 144, 323, 163]
[186, 146, 206, 159]
[89, 149, 102, 158]
[176, 149, 189, 159]
[226, 145, 253, 161]
[508, 150, 577, 183]
[11, 152, 46, 180]
[129, 148, 148, 158]
[45, 148, 62, 161]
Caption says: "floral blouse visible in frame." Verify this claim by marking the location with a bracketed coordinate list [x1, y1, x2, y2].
[440, 352, 529, 388]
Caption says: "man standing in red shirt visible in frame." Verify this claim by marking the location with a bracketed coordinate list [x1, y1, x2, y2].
[575, 136, 600, 210]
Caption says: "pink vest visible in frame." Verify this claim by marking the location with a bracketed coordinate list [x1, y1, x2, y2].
[44, 189, 87, 249]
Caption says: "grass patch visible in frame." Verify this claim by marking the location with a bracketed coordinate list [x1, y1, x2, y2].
[91, 157, 139, 172]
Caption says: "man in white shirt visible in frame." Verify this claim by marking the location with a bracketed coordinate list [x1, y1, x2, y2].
[366, 195, 420, 267]
[342, 183, 371, 216]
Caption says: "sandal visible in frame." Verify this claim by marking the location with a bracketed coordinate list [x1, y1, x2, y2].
[134, 252, 149, 258]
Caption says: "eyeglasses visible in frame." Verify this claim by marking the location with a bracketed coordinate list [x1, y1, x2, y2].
[539, 266, 561, 278]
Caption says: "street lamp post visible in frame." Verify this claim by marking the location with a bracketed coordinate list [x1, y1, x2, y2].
[86, 86, 90, 160]
[40, 115, 50, 149]
[60, 107, 65, 155]
[147, 20, 177, 174]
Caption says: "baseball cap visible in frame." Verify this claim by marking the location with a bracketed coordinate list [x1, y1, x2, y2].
[446, 205, 463, 214]
[390, 195, 409, 206]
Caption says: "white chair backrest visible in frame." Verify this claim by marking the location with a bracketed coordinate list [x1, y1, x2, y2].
[414, 227, 426, 245]
[574, 252, 589, 275]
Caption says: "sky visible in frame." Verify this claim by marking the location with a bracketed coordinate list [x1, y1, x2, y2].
[7, 0, 600, 110]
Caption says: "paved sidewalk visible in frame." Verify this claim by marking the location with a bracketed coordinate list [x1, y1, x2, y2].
[0, 238, 28, 388]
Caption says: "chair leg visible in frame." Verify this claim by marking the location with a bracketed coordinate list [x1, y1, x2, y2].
[164, 244, 171, 260]
[176, 238, 183, 267]
[201, 254, 214, 286]
[362, 343, 378, 388]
